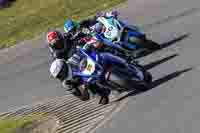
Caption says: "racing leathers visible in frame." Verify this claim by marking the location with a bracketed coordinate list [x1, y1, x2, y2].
[48, 31, 77, 60]
[61, 42, 131, 104]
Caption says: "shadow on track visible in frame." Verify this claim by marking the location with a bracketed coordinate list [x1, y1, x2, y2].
[109, 53, 179, 95]
[144, 53, 179, 70]
[135, 33, 191, 59]
[114, 67, 193, 102]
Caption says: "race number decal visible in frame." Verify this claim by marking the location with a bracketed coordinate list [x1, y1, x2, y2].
[86, 64, 92, 71]
[108, 26, 113, 31]
[81, 58, 96, 75]
[106, 26, 113, 37]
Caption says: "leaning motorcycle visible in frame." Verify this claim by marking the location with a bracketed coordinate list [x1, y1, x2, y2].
[92, 16, 161, 58]
[77, 43, 152, 93]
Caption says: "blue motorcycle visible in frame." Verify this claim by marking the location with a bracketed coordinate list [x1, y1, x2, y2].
[93, 16, 161, 58]
[75, 45, 152, 92]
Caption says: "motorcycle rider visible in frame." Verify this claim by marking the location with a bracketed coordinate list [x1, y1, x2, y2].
[93, 12, 161, 51]
[54, 39, 111, 104]
[46, 14, 99, 60]
[62, 11, 132, 57]
[49, 56, 111, 104]
[63, 10, 120, 45]
[49, 38, 132, 105]
[93, 11, 152, 48]
[46, 30, 77, 60]
[63, 16, 97, 40]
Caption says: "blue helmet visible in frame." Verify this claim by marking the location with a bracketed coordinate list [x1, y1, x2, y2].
[64, 19, 79, 33]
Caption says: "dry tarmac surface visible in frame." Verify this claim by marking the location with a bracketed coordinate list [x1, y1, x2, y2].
[0, 0, 200, 132]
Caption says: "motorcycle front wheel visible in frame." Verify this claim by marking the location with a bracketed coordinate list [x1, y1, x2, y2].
[106, 67, 149, 91]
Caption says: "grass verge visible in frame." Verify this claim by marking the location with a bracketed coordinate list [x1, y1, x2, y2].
[0, 0, 127, 49]
[0, 113, 47, 133]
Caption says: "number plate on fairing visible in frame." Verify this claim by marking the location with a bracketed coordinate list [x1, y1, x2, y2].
[81, 58, 96, 76]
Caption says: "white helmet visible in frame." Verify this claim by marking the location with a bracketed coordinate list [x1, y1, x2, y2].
[50, 59, 72, 80]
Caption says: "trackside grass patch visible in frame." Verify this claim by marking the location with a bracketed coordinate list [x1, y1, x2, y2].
[0, 113, 48, 133]
[0, 0, 127, 49]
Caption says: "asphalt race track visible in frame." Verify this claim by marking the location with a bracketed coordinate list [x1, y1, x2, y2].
[1, 0, 200, 132]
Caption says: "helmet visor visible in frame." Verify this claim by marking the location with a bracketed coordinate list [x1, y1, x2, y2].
[57, 62, 70, 81]
[50, 38, 62, 49]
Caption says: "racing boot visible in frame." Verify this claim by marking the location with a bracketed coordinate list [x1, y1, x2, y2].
[78, 85, 90, 101]
[99, 96, 109, 105]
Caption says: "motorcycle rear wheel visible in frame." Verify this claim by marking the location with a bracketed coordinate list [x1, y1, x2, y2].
[142, 39, 161, 50]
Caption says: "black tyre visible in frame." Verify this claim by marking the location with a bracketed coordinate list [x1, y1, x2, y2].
[134, 63, 152, 82]
[133, 63, 152, 83]
[107, 67, 149, 91]
[108, 70, 129, 89]
[144, 71, 152, 83]
[140, 39, 161, 51]
[79, 87, 90, 101]
[99, 96, 109, 105]
[134, 81, 149, 91]
[143, 39, 161, 50]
